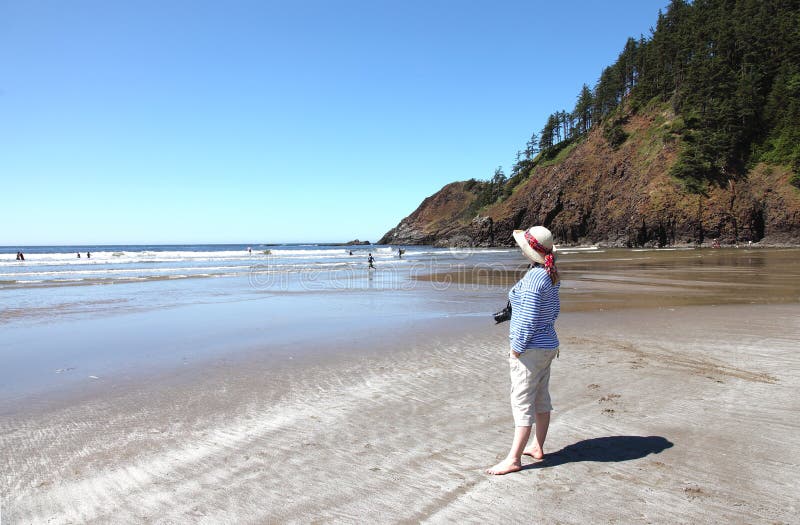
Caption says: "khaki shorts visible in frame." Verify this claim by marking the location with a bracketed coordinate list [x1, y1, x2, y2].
[509, 348, 558, 426]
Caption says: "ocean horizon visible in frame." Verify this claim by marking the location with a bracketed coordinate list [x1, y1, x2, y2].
[0, 243, 521, 290]
[1, 242, 381, 253]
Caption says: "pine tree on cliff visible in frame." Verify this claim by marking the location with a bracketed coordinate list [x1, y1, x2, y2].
[524, 132, 539, 160]
[574, 84, 594, 135]
[582, 0, 800, 189]
[539, 113, 560, 151]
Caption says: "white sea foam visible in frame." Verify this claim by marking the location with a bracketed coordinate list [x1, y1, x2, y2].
[0, 265, 252, 278]
[0, 245, 516, 290]
[0, 250, 258, 266]
[0, 249, 388, 267]
[559, 249, 606, 255]
[267, 248, 352, 256]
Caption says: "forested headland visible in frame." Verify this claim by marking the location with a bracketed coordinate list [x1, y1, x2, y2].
[381, 0, 800, 247]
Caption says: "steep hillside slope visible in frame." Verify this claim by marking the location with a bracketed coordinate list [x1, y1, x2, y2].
[380, 106, 800, 247]
[379, 181, 480, 246]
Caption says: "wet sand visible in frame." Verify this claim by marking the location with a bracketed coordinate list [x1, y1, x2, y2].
[418, 247, 800, 311]
[2, 249, 799, 523]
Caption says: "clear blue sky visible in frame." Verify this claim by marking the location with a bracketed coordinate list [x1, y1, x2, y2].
[1, 0, 667, 245]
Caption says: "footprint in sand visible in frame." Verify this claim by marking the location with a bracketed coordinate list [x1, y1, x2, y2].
[599, 393, 621, 416]
[598, 393, 621, 403]
[684, 486, 707, 500]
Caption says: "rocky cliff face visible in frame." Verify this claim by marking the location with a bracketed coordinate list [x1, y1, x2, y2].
[380, 108, 800, 247]
[378, 181, 481, 246]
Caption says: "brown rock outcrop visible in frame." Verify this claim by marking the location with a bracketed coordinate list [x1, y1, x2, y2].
[381, 109, 800, 247]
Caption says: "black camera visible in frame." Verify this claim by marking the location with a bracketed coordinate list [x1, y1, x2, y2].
[493, 301, 512, 324]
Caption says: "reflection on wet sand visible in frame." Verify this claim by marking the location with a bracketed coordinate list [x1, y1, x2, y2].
[416, 248, 800, 311]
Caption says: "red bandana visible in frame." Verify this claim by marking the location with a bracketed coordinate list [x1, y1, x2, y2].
[525, 230, 558, 279]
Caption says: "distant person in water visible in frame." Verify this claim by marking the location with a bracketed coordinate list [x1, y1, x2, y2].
[487, 226, 561, 476]
[349, 250, 353, 256]
[248, 247, 252, 254]
[368, 253, 375, 269]
[398, 247, 403, 258]
[16, 251, 25, 261]
[77, 252, 81, 258]
[87, 252, 91, 259]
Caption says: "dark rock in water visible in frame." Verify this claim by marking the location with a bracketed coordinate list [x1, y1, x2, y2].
[343, 239, 371, 246]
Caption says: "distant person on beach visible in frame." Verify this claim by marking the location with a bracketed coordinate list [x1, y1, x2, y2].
[368, 253, 375, 269]
[487, 226, 561, 476]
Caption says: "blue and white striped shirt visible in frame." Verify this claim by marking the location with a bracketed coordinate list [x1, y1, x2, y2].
[508, 267, 560, 353]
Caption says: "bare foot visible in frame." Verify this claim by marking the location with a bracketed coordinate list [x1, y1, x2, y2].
[523, 446, 544, 460]
[485, 458, 522, 475]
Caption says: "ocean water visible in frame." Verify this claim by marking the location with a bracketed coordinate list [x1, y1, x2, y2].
[1, 244, 520, 288]
[0, 243, 522, 403]
[0, 243, 523, 326]
[2, 244, 798, 406]
[5, 242, 799, 326]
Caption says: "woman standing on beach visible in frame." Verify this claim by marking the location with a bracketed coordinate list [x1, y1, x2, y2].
[487, 226, 560, 475]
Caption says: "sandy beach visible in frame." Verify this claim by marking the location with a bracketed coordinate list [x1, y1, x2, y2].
[2, 248, 799, 523]
[6, 0, 800, 521]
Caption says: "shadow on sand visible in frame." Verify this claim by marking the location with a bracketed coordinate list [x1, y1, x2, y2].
[526, 435, 673, 470]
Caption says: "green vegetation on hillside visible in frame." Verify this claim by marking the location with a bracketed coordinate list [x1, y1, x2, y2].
[476, 0, 800, 203]
[628, 0, 800, 192]
[463, 167, 508, 217]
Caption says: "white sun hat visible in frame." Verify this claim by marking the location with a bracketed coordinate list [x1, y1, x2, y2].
[512, 226, 556, 264]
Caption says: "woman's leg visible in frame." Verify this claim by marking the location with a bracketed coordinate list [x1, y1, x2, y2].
[523, 411, 550, 459]
[487, 350, 555, 475]
[486, 425, 531, 475]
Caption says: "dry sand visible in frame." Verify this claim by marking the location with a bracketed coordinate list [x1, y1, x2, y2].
[2, 301, 798, 524]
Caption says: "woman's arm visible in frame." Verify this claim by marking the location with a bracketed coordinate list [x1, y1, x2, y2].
[510, 288, 541, 355]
